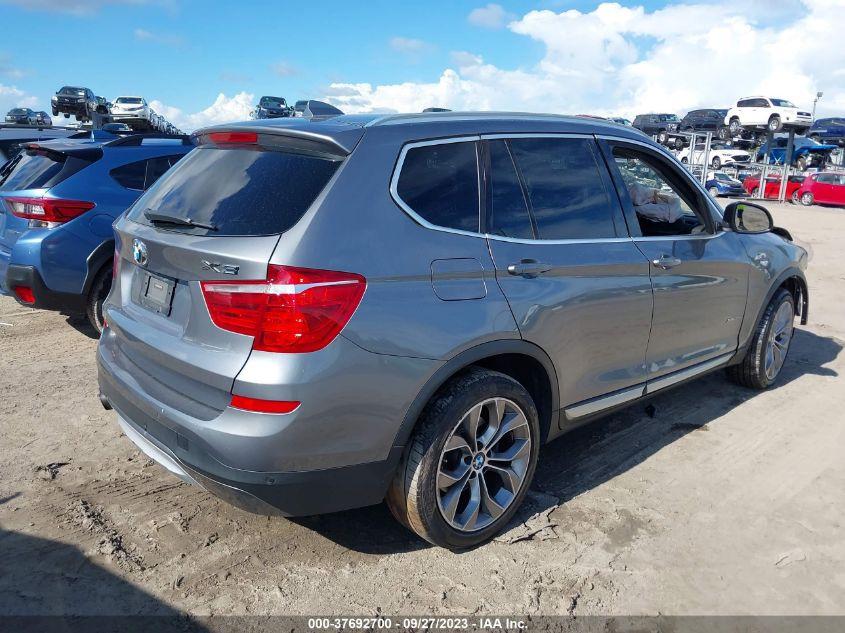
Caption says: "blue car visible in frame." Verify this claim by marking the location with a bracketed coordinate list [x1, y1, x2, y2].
[756, 135, 838, 171]
[0, 132, 193, 330]
[705, 171, 746, 197]
[809, 117, 845, 146]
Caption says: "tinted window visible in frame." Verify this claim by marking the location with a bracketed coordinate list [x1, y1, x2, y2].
[116, 97, 143, 105]
[126, 147, 341, 236]
[508, 138, 616, 240]
[110, 160, 146, 190]
[0, 149, 91, 191]
[737, 100, 753, 108]
[396, 141, 479, 233]
[487, 140, 533, 239]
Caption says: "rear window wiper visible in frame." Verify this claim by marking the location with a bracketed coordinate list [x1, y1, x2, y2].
[144, 210, 217, 231]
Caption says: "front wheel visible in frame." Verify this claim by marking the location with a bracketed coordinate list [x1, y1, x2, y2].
[729, 118, 741, 135]
[795, 156, 808, 171]
[768, 116, 782, 132]
[717, 126, 730, 140]
[386, 368, 540, 549]
[801, 192, 814, 206]
[709, 186, 720, 197]
[726, 288, 795, 389]
[711, 156, 721, 169]
[657, 131, 668, 144]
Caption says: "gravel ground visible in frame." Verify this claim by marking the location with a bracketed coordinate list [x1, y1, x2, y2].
[1, 202, 844, 620]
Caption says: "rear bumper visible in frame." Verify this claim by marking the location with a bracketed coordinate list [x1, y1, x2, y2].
[105, 388, 402, 517]
[5, 264, 86, 312]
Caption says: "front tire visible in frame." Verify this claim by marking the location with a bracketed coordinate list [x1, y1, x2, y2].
[768, 115, 782, 132]
[727, 288, 795, 389]
[386, 368, 540, 549]
[795, 155, 808, 171]
[86, 267, 111, 334]
[711, 156, 721, 169]
[717, 126, 730, 140]
[729, 118, 741, 135]
[709, 186, 720, 197]
[801, 192, 814, 206]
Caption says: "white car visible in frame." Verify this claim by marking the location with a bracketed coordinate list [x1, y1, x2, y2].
[678, 143, 751, 169]
[725, 97, 812, 136]
[110, 96, 151, 125]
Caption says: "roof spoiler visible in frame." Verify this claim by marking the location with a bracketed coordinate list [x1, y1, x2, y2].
[105, 133, 194, 147]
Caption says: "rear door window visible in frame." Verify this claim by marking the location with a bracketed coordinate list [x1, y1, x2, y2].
[395, 141, 480, 233]
[126, 147, 341, 236]
[507, 137, 618, 240]
[487, 140, 533, 239]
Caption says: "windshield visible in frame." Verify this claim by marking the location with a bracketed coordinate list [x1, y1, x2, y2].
[770, 99, 796, 108]
[260, 97, 286, 107]
[59, 87, 85, 95]
[9, 109, 26, 115]
[126, 146, 342, 237]
[714, 173, 733, 182]
[116, 97, 143, 105]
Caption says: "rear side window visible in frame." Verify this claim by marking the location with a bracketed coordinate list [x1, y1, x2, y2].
[126, 147, 341, 236]
[508, 137, 617, 240]
[395, 141, 479, 233]
[0, 149, 91, 191]
[111, 155, 182, 191]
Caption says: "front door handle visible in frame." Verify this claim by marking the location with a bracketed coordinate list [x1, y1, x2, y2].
[651, 254, 682, 270]
[507, 259, 553, 278]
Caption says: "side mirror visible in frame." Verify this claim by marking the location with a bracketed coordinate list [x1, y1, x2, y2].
[724, 201, 773, 234]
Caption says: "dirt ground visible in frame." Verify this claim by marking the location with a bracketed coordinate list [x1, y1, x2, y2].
[1, 201, 844, 621]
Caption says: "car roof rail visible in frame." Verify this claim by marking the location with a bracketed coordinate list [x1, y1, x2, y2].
[105, 133, 194, 147]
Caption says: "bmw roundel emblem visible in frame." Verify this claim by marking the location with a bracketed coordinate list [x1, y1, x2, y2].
[132, 239, 148, 267]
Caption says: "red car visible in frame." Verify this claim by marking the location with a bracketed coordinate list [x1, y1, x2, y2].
[742, 174, 803, 200]
[795, 172, 845, 207]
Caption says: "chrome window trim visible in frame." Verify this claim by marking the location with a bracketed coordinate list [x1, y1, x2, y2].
[390, 133, 631, 244]
[389, 135, 483, 239]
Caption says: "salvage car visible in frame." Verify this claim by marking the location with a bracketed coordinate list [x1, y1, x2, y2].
[725, 97, 812, 136]
[705, 171, 746, 197]
[680, 108, 730, 139]
[742, 173, 804, 200]
[794, 172, 845, 207]
[1, 133, 192, 331]
[5, 108, 38, 125]
[96, 113, 808, 549]
[110, 96, 151, 126]
[757, 136, 838, 171]
[678, 142, 751, 169]
[808, 117, 845, 146]
[632, 113, 684, 147]
[51, 86, 99, 121]
[253, 96, 294, 119]
[35, 111, 52, 127]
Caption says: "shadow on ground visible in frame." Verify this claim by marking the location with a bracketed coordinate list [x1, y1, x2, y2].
[295, 328, 841, 554]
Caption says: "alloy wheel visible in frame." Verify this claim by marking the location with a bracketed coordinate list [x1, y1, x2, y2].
[801, 192, 814, 206]
[436, 398, 531, 533]
[764, 301, 794, 381]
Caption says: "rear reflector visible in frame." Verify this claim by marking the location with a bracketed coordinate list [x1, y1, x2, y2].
[6, 197, 95, 223]
[201, 265, 366, 353]
[13, 286, 35, 304]
[230, 395, 300, 414]
[208, 131, 258, 145]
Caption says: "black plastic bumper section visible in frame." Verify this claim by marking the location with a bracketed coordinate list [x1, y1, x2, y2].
[6, 264, 86, 313]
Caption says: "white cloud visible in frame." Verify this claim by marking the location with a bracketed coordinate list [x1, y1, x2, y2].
[150, 91, 254, 132]
[389, 37, 430, 54]
[324, 0, 845, 120]
[0, 83, 39, 114]
[468, 3, 515, 29]
[133, 28, 184, 47]
[270, 61, 297, 77]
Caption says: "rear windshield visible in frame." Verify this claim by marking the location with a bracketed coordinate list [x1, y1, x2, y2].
[126, 147, 341, 236]
[0, 149, 92, 191]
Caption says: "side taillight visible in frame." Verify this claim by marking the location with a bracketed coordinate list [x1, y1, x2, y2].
[230, 395, 300, 414]
[6, 197, 95, 224]
[200, 265, 366, 353]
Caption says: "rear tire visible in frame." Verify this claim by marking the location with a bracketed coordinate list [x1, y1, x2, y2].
[717, 126, 730, 141]
[729, 118, 741, 135]
[726, 288, 795, 389]
[795, 155, 808, 171]
[386, 368, 540, 549]
[86, 267, 111, 334]
[657, 131, 668, 144]
[768, 116, 782, 132]
[711, 156, 721, 169]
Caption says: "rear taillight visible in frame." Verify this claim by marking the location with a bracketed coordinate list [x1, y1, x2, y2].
[208, 131, 258, 145]
[13, 286, 35, 304]
[200, 265, 366, 353]
[6, 197, 95, 224]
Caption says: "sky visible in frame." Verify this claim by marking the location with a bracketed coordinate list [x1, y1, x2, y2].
[1, 0, 842, 132]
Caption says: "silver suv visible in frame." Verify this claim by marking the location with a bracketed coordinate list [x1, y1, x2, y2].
[98, 113, 809, 548]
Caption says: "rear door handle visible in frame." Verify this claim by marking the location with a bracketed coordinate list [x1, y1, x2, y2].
[651, 255, 682, 270]
[507, 260, 553, 278]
